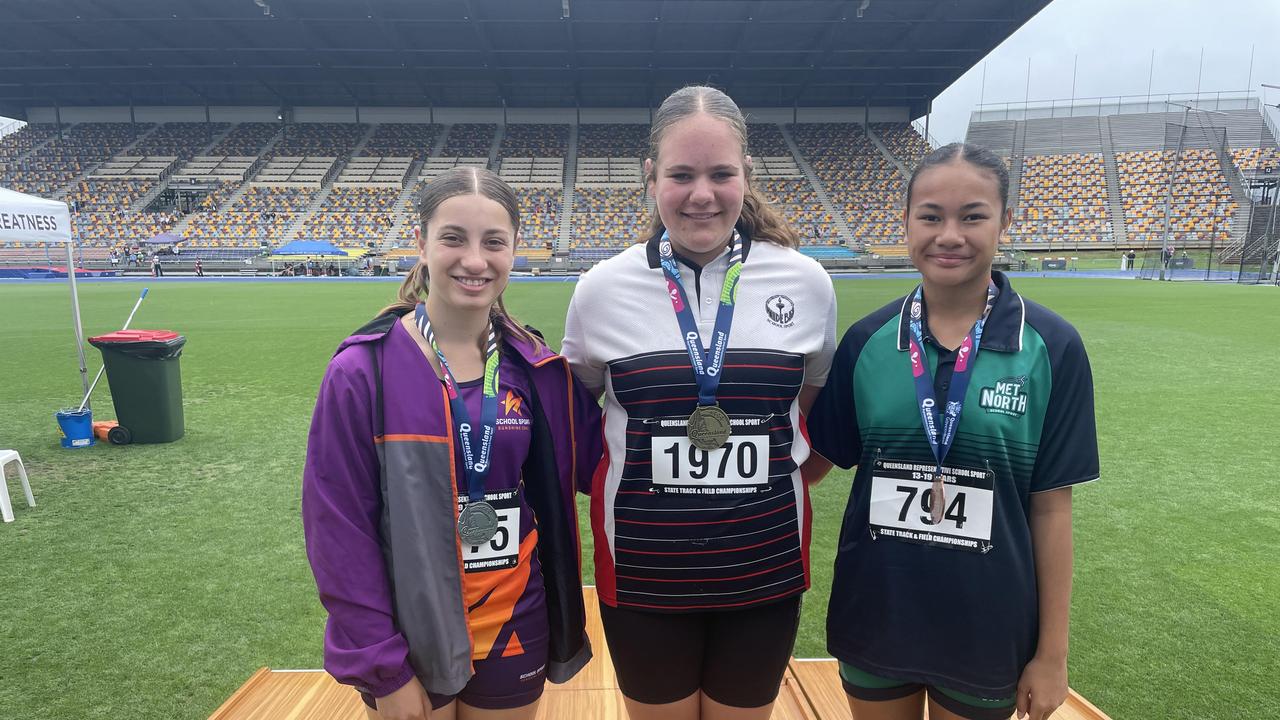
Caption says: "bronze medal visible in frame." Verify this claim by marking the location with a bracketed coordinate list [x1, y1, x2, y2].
[457, 501, 499, 546]
[687, 404, 731, 451]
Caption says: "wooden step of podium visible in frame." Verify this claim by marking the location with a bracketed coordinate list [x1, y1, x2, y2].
[786, 659, 1111, 720]
[210, 589, 1110, 720]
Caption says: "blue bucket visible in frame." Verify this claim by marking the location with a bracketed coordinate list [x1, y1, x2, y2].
[56, 408, 95, 449]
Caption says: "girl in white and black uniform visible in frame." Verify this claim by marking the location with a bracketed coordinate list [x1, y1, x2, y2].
[561, 85, 836, 720]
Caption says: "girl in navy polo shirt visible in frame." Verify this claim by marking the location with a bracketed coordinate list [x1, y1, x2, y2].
[808, 143, 1099, 720]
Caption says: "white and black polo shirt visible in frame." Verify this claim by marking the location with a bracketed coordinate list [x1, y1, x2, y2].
[563, 232, 836, 612]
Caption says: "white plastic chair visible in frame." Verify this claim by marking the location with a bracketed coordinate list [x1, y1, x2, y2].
[0, 450, 35, 523]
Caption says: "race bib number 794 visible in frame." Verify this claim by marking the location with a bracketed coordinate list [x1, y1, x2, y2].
[868, 459, 995, 553]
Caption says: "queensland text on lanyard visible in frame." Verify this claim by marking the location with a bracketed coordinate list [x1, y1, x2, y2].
[657, 229, 744, 452]
[906, 281, 998, 523]
[415, 302, 503, 546]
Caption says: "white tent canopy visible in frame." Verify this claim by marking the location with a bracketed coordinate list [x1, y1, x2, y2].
[0, 185, 90, 397]
[0, 185, 72, 244]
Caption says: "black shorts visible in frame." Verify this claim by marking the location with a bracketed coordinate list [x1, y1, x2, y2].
[599, 595, 802, 708]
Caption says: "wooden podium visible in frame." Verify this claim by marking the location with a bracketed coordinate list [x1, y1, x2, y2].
[209, 589, 1110, 720]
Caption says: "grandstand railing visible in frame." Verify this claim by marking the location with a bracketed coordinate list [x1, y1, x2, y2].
[1264, 110, 1280, 152]
[973, 91, 1261, 123]
[910, 119, 942, 151]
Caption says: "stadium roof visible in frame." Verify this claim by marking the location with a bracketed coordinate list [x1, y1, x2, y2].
[0, 0, 1052, 120]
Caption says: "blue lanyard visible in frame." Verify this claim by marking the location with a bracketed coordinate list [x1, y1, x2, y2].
[657, 230, 744, 408]
[906, 282, 998, 473]
[415, 303, 500, 504]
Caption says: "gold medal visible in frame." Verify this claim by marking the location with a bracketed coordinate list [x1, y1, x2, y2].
[687, 405, 731, 451]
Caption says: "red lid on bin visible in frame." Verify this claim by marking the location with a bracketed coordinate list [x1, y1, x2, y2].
[87, 329, 181, 343]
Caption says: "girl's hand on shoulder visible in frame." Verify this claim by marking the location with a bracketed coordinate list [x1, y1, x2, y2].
[375, 677, 433, 720]
[1015, 652, 1067, 720]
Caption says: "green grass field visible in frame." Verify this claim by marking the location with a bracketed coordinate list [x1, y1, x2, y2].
[1, 276, 1276, 720]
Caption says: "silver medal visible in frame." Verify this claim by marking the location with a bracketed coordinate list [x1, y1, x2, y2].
[457, 501, 499, 546]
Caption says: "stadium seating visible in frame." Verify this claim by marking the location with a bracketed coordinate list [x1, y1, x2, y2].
[74, 210, 179, 246]
[360, 124, 442, 161]
[570, 186, 649, 259]
[758, 178, 837, 244]
[6, 114, 1268, 259]
[746, 124, 791, 157]
[271, 124, 366, 158]
[443, 124, 497, 158]
[873, 122, 931, 167]
[335, 157, 411, 187]
[500, 158, 564, 185]
[130, 122, 230, 160]
[1231, 146, 1280, 174]
[193, 181, 242, 213]
[1009, 154, 1113, 244]
[1117, 149, 1236, 244]
[578, 124, 648, 158]
[59, 178, 183, 246]
[66, 179, 155, 212]
[2, 123, 153, 197]
[500, 124, 570, 158]
[182, 186, 315, 246]
[0, 123, 60, 165]
[91, 156, 180, 180]
[789, 123, 903, 245]
[301, 187, 399, 243]
[208, 123, 280, 156]
[515, 188, 562, 249]
[576, 158, 642, 185]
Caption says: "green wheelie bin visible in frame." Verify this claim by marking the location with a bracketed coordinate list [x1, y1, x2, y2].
[87, 329, 187, 444]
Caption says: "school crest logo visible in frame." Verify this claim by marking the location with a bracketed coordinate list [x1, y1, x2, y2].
[979, 375, 1029, 417]
[502, 390, 523, 416]
[497, 390, 531, 429]
[765, 294, 795, 327]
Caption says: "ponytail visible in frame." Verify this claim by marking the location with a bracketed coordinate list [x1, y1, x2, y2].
[379, 260, 428, 316]
[738, 183, 799, 249]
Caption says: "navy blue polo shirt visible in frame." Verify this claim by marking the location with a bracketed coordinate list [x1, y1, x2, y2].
[807, 271, 1099, 698]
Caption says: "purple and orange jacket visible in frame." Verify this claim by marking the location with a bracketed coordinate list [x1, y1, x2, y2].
[302, 309, 604, 698]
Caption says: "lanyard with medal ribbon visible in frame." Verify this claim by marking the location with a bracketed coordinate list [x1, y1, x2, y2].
[906, 281, 998, 523]
[657, 229, 744, 452]
[415, 302, 503, 546]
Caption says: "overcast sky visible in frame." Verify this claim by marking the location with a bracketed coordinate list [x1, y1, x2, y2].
[925, 0, 1280, 143]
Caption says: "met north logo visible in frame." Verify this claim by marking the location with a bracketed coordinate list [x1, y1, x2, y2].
[979, 376, 1028, 417]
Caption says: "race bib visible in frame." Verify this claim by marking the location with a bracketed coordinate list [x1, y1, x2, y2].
[457, 490, 521, 573]
[867, 459, 994, 553]
[648, 415, 770, 491]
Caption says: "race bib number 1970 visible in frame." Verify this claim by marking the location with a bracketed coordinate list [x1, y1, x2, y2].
[868, 458, 995, 553]
[650, 434, 769, 486]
